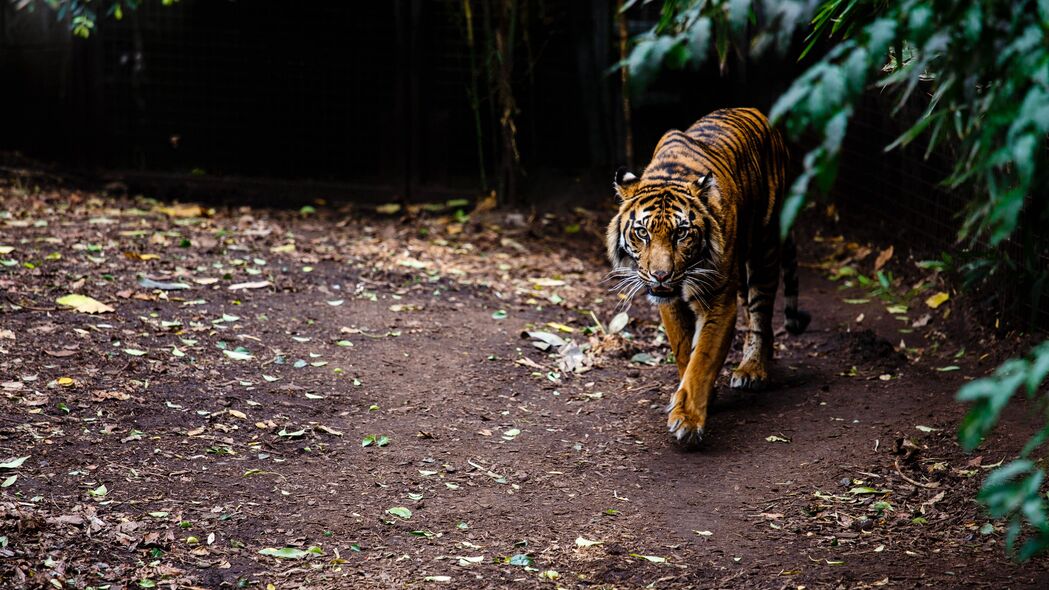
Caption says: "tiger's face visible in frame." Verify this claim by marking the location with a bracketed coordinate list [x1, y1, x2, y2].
[606, 168, 723, 306]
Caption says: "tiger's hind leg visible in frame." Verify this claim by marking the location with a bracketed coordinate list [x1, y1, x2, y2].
[782, 232, 811, 335]
[730, 243, 779, 391]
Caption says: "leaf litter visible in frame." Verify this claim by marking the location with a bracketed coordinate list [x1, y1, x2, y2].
[0, 174, 1034, 589]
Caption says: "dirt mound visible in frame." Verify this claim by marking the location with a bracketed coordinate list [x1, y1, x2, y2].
[824, 328, 905, 369]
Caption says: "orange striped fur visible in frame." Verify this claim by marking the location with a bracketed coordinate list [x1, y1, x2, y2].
[606, 108, 809, 447]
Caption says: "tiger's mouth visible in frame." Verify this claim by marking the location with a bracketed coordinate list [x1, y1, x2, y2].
[646, 283, 681, 301]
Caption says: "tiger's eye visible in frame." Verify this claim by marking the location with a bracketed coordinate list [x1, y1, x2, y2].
[674, 227, 689, 241]
[634, 226, 649, 240]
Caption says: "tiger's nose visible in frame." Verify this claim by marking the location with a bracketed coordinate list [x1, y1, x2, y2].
[652, 270, 670, 283]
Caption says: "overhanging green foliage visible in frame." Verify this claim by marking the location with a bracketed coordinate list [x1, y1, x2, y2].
[958, 341, 1049, 560]
[620, 0, 812, 91]
[624, 0, 1049, 561]
[770, 0, 1049, 247]
[14, 0, 178, 38]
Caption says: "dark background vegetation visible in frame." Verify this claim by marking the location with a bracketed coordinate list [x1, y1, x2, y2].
[3, 1, 803, 199]
[3, 0, 1045, 330]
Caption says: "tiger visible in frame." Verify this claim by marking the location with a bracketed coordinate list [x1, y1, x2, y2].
[606, 107, 810, 447]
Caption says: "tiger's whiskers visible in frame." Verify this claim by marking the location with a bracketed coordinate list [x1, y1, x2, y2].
[605, 268, 645, 312]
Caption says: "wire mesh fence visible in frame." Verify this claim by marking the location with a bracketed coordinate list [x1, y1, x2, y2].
[98, 1, 406, 186]
[0, 0, 623, 200]
[836, 87, 1049, 330]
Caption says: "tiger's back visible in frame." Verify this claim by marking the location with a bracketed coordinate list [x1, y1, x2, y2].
[648, 108, 788, 258]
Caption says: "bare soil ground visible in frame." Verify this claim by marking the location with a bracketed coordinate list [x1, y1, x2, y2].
[1, 171, 1047, 589]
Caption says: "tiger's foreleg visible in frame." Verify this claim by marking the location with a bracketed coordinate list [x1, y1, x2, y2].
[658, 298, 696, 379]
[666, 292, 737, 446]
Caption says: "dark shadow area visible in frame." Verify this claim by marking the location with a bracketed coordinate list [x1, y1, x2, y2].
[2, 0, 808, 207]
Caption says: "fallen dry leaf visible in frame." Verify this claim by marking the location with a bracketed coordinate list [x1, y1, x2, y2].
[156, 203, 205, 218]
[873, 245, 894, 271]
[925, 291, 950, 309]
[56, 294, 114, 314]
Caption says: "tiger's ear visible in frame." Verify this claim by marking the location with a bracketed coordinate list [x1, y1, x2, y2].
[613, 166, 640, 202]
[688, 173, 716, 203]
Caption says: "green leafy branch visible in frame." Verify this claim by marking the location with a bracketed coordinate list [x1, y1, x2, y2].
[620, 0, 813, 92]
[958, 341, 1049, 560]
[13, 0, 179, 38]
[772, 1, 1049, 248]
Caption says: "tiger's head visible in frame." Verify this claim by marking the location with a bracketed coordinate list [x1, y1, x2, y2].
[605, 167, 724, 306]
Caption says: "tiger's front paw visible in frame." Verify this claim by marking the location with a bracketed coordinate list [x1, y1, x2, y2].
[730, 360, 768, 391]
[666, 396, 705, 448]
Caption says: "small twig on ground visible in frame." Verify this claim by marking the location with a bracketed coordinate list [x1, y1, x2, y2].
[625, 383, 662, 395]
[717, 568, 747, 585]
[2, 293, 55, 312]
[894, 458, 940, 489]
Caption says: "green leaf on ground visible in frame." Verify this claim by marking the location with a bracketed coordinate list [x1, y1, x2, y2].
[258, 546, 323, 559]
[138, 277, 191, 290]
[508, 554, 533, 566]
[528, 331, 566, 350]
[630, 352, 660, 366]
[0, 456, 29, 469]
[849, 487, 889, 495]
[228, 279, 270, 289]
[223, 348, 254, 361]
[362, 435, 389, 447]
[607, 312, 629, 335]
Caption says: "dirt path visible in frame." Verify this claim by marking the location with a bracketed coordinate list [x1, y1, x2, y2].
[1, 180, 1047, 589]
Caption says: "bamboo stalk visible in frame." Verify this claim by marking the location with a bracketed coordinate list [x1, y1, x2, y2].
[616, 0, 634, 169]
[463, 0, 488, 192]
